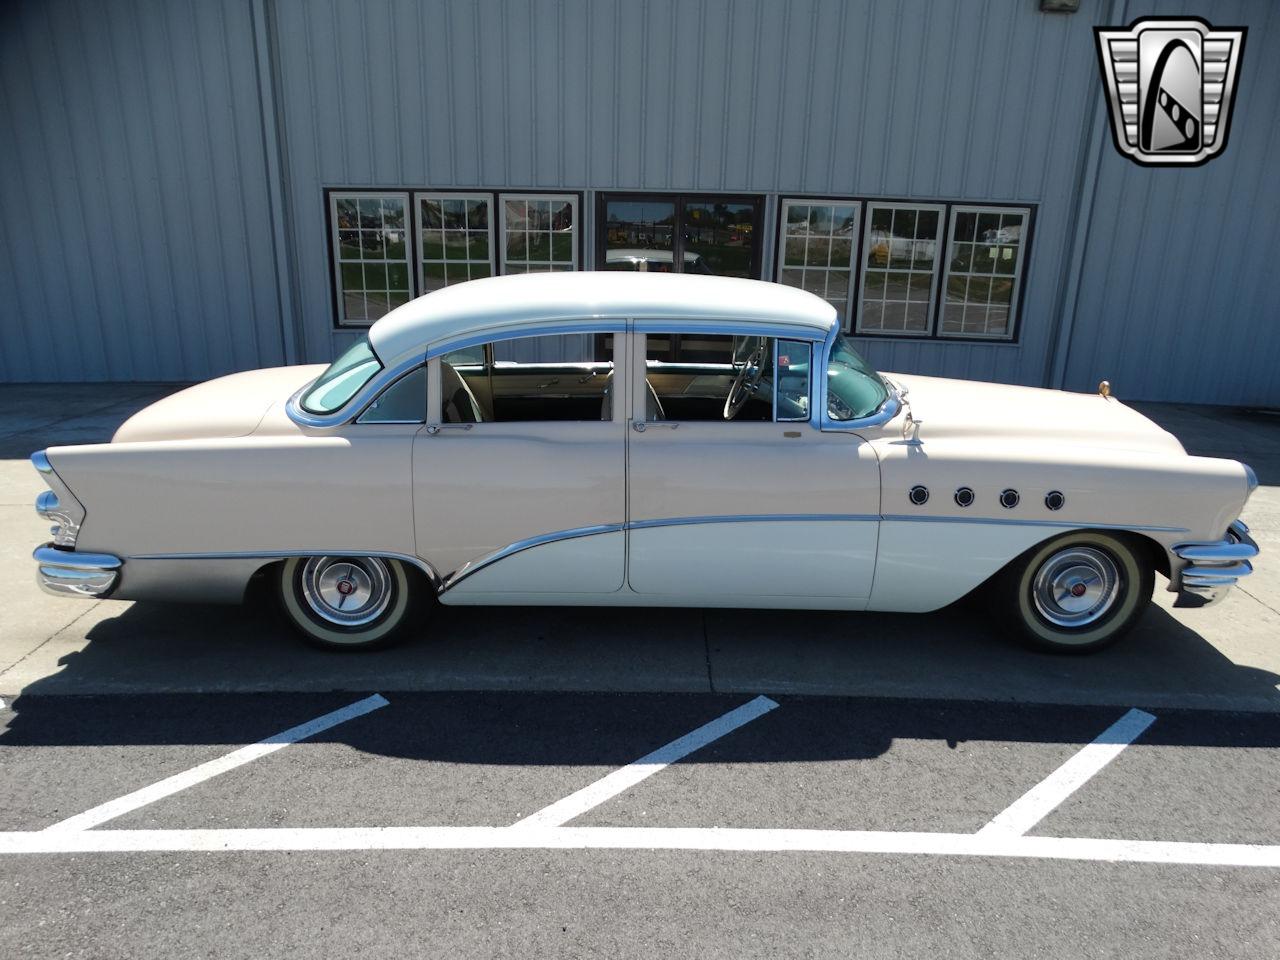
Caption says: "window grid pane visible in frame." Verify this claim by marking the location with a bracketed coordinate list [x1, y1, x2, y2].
[775, 200, 859, 328]
[857, 203, 944, 337]
[416, 192, 495, 295]
[939, 206, 1027, 340]
[500, 193, 578, 274]
[332, 193, 412, 325]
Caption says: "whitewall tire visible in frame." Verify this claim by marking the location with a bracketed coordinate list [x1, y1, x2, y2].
[993, 531, 1153, 653]
[279, 555, 414, 650]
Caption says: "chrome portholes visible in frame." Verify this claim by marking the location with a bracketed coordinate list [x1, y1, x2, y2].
[954, 487, 975, 508]
[1000, 489, 1020, 509]
[1045, 490, 1066, 511]
[299, 556, 393, 627]
[909, 485, 930, 506]
[1031, 546, 1122, 628]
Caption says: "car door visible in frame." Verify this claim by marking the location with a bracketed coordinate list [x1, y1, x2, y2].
[625, 328, 881, 605]
[412, 328, 628, 599]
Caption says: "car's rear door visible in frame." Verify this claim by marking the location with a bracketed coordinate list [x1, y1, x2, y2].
[412, 327, 628, 599]
[625, 327, 880, 605]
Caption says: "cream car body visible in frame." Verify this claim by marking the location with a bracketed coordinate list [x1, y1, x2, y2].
[32, 273, 1257, 645]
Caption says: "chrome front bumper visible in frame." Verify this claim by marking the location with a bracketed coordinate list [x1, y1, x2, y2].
[1173, 520, 1259, 607]
[33, 544, 121, 598]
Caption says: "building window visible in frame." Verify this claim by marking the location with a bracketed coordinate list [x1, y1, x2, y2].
[330, 193, 412, 324]
[938, 206, 1029, 340]
[500, 194, 578, 273]
[856, 203, 945, 337]
[416, 192, 494, 294]
[776, 200, 860, 328]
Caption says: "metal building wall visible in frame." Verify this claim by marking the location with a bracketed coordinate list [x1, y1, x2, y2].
[0, 0, 285, 382]
[1061, 0, 1280, 406]
[270, 0, 1107, 388]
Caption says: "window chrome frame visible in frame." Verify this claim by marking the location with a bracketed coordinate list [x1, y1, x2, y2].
[633, 319, 828, 428]
[816, 324, 904, 432]
[354, 364, 428, 425]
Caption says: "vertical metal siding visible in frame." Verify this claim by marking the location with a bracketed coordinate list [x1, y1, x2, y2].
[0, 0, 285, 382]
[1, 0, 1275, 403]
[1064, 0, 1280, 405]
[272, 0, 1114, 381]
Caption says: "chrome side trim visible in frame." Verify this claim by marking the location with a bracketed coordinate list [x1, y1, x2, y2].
[442, 523, 625, 592]
[628, 514, 879, 529]
[32, 450, 85, 548]
[1173, 519, 1259, 605]
[129, 549, 443, 592]
[632, 319, 827, 341]
[880, 515, 1190, 533]
[33, 544, 121, 598]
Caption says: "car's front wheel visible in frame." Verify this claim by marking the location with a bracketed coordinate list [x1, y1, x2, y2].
[992, 530, 1154, 653]
[278, 555, 415, 650]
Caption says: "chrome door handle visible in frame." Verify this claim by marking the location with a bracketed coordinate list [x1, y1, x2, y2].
[632, 421, 678, 432]
[425, 424, 474, 435]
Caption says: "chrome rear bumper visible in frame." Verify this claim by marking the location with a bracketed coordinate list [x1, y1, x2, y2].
[1173, 520, 1258, 607]
[33, 544, 121, 598]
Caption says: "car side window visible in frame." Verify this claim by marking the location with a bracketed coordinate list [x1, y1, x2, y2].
[440, 333, 614, 423]
[358, 365, 427, 423]
[644, 333, 810, 423]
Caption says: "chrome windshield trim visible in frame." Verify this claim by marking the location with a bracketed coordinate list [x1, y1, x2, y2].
[442, 523, 626, 592]
[880, 515, 1190, 533]
[816, 328, 902, 432]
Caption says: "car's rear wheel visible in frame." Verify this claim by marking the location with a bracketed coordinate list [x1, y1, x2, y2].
[993, 530, 1153, 653]
[278, 555, 414, 650]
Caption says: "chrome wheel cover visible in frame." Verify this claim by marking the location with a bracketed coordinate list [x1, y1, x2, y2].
[299, 556, 393, 628]
[1031, 546, 1122, 628]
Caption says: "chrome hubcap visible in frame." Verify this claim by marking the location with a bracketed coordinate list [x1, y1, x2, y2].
[1031, 546, 1121, 628]
[300, 556, 392, 627]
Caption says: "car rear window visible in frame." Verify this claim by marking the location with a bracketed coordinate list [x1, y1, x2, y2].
[300, 336, 383, 414]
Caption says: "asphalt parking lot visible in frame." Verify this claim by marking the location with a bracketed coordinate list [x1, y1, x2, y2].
[1, 385, 1279, 958]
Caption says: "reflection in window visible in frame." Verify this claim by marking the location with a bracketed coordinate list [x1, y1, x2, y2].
[331, 193, 412, 324]
[501, 195, 577, 273]
[777, 200, 859, 328]
[683, 202, 757, 278]
[857, 204, 944, 337]
[603, 200, 676, 271]
[939, 207, 1029, 340]
[416, 193, 493, 293]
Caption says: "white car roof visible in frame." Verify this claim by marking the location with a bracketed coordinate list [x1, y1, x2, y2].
[368, 272, 837, 364]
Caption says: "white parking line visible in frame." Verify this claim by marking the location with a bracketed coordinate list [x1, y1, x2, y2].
[1, 826, 1277, 868]
[512, 695, 780, 828]
[43, 694, 390, 833]
[977, 707, 1156, 838]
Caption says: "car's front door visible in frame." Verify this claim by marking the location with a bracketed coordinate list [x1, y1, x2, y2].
[625, 329, 880, 605]
[412, 328, 628, 600]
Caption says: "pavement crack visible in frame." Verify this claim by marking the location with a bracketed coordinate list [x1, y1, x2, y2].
[0, 601, 101, 677]
[1236, 583, 1280, 618]
[701, 610, 716, 693]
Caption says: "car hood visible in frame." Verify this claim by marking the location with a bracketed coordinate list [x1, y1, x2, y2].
[112, 365, 325, 443]
[885, 372, 1185, 455]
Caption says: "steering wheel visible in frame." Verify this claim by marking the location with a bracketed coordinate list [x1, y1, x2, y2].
[723, 338, 769, 420]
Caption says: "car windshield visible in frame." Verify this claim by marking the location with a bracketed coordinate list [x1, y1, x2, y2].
[300, 336, 383, 414]
[826, 334, 890, 421]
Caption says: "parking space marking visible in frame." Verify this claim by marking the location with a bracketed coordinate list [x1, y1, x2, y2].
[512, 695, 780, 828]
[977, 707, 1157, 838]
[1, 826, 1278, 868]
[43, 694, 389, 833]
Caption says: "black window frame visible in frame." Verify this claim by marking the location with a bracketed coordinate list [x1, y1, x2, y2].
[774, 195, 1038, 345]
[324, 186, 587, 330]
[595, 191, 765, 279]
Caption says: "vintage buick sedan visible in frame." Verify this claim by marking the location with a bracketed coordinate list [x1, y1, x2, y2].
[33, 272, 1258, 652]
